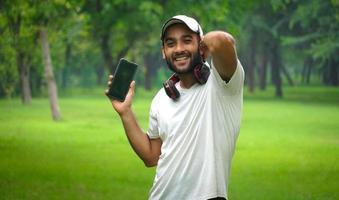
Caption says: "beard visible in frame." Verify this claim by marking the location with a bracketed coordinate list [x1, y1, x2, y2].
[165, 48, 203, 75]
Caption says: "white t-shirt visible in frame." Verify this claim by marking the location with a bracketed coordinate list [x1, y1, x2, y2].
[147, 60, 244, 200]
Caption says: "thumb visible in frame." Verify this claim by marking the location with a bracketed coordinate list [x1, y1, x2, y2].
[128, 80, 136, 98]
[131, 80, 135, 90]
[131, 80, 135, 86]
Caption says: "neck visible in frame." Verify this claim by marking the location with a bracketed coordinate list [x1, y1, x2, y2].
[178, 72, 197, 89]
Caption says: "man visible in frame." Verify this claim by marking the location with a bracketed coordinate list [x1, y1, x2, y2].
[106, 15, 244, 200]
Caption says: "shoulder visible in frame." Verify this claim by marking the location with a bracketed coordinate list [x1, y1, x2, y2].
[208, 59, 244, 95]
[150, 88, 167, 111]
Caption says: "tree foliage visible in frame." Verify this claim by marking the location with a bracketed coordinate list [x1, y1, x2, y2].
[0, 0, 338, 100]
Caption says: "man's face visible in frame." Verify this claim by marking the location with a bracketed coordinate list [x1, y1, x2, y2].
[162, 23, 202, 74]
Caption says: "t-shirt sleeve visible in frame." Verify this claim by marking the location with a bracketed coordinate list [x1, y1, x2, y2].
[211, 59, 245, 95]
[147, 94, 160, 139]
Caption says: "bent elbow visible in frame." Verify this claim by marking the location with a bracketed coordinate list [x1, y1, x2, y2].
[218, 31, 235, 45]
[145, 163, 157, 168]
[143, 157, 158, 168]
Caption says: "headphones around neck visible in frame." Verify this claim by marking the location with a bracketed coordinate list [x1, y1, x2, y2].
[163, 62, 210, 100]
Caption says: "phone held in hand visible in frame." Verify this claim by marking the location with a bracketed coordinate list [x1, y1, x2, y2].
[107, 58, 138, 102]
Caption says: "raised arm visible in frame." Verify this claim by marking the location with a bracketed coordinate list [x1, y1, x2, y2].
[200, 31, 238, 82]
[105, 76, 162, 167]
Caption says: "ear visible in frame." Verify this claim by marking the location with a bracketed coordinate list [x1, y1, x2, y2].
[161, 47, 166, 59]
[199, 39, 207, 61]
[199, 46, 203, 56]
[199, 46, 205, 61]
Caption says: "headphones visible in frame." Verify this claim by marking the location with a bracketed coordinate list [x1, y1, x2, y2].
[163, 61, 210, 100]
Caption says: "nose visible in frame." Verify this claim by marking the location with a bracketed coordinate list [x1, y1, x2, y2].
[174, 41, 185, 52]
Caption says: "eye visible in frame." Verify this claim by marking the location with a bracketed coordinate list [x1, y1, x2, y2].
[183, 37, 192, 44]
[165, 40, 175, 47]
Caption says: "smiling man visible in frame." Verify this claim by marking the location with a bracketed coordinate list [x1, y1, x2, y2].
[106, 15, 244, 200]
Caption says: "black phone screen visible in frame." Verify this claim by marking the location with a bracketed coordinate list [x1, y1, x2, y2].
[107, 58, 138, 101]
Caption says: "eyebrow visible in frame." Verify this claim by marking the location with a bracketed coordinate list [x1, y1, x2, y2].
[164, 38, 174, 43]
[164, 34, 193, 42]
[182, 34, 193, 38]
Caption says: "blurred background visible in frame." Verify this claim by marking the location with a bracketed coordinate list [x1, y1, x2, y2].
[0, 0, 338, 199]
[0, 0, 338, 104]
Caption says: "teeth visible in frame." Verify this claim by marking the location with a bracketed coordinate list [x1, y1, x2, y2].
[174, 54, 189, 61]
[173, 52, 190, 61]
[176, 57, 187, 61]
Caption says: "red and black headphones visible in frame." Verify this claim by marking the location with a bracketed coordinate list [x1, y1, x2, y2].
[163, 61, 210, 100]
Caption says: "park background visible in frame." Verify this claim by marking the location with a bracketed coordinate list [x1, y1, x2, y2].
[0, 0, 338, 199]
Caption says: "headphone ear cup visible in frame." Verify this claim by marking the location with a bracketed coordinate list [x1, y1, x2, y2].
[194, 63, 210, 84]
[163, 75, 180, 100]
[193, 66, 202, 83]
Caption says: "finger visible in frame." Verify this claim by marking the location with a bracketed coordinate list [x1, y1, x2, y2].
[131, 80, 136, 92]
[199, 39, 205, 48]
[108, 75, 113, 82]
[130, 81, 136, 91]
[107, 81, 112, 87]
[128, 81, 136, 98]
[104, 89, 109, 95]
[130, 80, 135, 88]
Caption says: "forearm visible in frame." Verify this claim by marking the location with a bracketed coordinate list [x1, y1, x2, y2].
[119, 109, 160, 166]
[201, 31, 237, 81]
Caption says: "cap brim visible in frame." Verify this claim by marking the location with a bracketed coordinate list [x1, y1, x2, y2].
[161, 15, 203, 41]
[161, 19, 184, 40]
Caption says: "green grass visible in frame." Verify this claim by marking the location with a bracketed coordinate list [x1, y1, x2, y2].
[0, 86, 338, 199]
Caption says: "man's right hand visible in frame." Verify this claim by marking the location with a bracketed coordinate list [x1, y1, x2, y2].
[105, 75, 161, 167]
[105, 75, 136, 116]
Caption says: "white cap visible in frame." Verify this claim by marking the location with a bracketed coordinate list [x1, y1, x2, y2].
[161, 15, 203, 41]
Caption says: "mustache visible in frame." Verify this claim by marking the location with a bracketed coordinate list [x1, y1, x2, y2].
[172, 51, 191, 59]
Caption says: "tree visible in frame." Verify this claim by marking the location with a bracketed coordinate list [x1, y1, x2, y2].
[0, 0, 35, 104]
[128, 1, 164, 90]
[40, 27, 61, 120]
[237, 0, 299, 97]
[0, 31, 17, 98]
[81, 0, 136, 83]
[284, 0, 339, 86]
[29, 0, 72, 121]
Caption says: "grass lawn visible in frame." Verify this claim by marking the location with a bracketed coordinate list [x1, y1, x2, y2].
[0, 86, 338, 199]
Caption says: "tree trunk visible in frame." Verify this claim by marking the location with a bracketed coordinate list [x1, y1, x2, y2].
[322, 62, 329, 85]
[144, 55, 153, 90]
[306, 64, 312, 85]
[144, 51, 162, 90]
[329, 58, 339, 86]
[259, 54, 268, 90]
[95, 65, 104, 85]
[281, 65, 294, 86]
[302, 57, 313, 84]
[40, 27, 61, 121]
[144, 68, 152, 90]
[270, 42, 283, 98]
[100, 33, 114, 74]
[301, 63, 307, 84]
[62, 42, 72, 89]
[17, 51, 32, 104]
[111, 46, 130, 74]
[247, 30, 256, 93]
[11, 13, 32, 104]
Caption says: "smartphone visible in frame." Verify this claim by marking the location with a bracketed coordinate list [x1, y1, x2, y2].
[107, 58, 138, 102]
